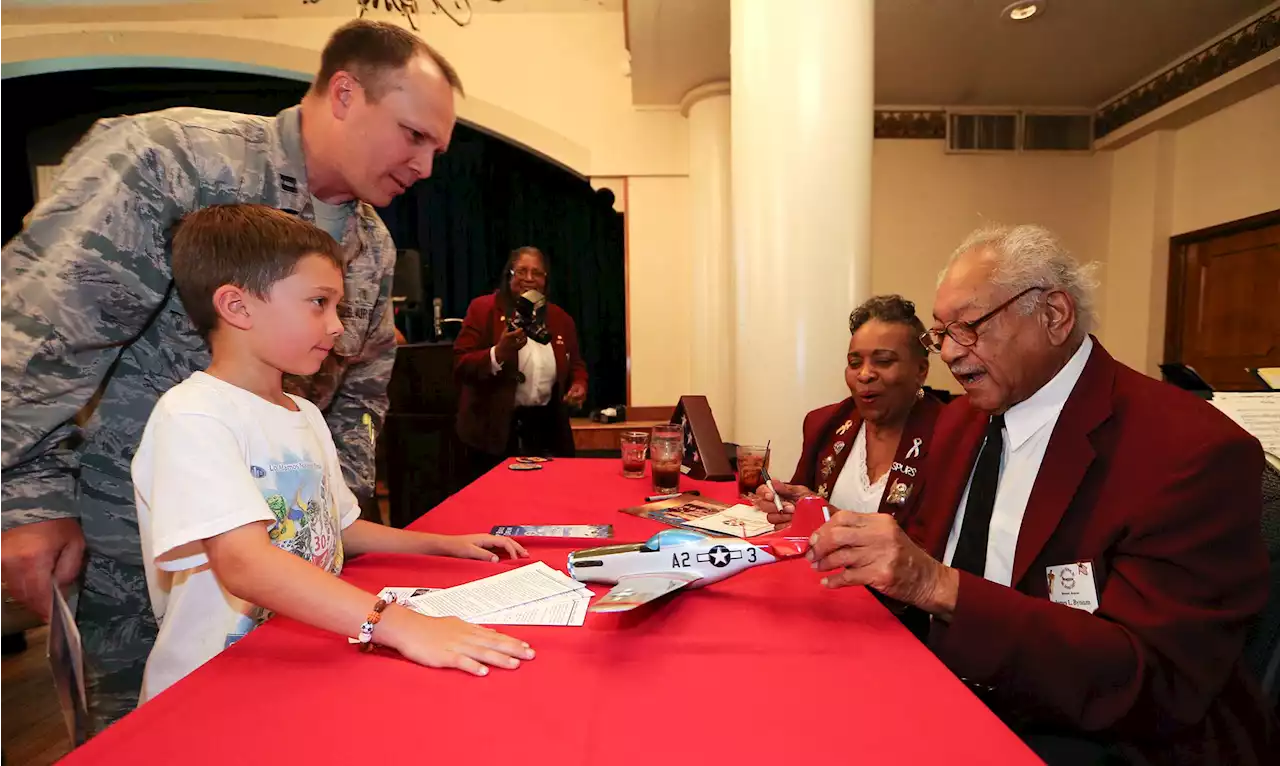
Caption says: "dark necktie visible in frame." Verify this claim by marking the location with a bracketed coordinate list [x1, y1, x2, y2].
[951, 414, 1005, 577]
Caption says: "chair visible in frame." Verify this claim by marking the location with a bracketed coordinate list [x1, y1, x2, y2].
[1243, 453, 1280, 708]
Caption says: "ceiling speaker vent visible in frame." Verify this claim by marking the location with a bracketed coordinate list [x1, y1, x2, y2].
[948, 112, 1018, 152]
[945, 111, 1094, 153]
[1023, 113, 1093, 151]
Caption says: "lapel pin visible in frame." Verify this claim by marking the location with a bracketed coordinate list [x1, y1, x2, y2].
[886, 480, 912, 505]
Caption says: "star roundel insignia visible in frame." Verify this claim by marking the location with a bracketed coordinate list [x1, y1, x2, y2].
[693, 544, 729, 567]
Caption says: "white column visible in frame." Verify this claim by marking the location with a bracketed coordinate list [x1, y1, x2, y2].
[731, 0, 874, 478]
[681, 82, 735, 441]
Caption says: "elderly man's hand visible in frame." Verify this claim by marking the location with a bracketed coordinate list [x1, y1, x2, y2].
[752, 480, 815, 527]
[807, 511, 959, 620]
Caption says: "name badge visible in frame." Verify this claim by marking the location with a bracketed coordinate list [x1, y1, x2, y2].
[1045, 561, 1099, 614]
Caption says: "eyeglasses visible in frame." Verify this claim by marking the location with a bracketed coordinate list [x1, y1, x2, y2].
[919, 286, 1044, 354]
[511, 268, 546, 279]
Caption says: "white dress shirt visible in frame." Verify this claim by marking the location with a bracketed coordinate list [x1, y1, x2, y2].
[828, 423, 890, 514]
[942, 336, 1093, 585]
[490, 341, 557, 407]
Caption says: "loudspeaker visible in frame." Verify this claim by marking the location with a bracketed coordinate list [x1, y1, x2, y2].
[392, 249, 424, 306]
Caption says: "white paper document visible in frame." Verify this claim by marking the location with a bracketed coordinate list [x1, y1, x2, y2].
[476, 590, 591, 627]
[47, 585, 87, 744]
[379, 586, 439, 603]
[1211, 392, 1280, 457]
[406, 562, 585, 620]
[349, 564, 592, 642]
[684, 503, 775, 538]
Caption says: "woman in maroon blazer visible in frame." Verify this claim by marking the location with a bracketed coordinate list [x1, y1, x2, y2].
[761, 295, 944, 531]
[454, 247, 588, 480]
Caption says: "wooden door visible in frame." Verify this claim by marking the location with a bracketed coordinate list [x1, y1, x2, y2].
[1165, 213, 1280, 391]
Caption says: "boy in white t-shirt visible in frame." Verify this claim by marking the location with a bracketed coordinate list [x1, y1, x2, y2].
[132, 204, 535, 702]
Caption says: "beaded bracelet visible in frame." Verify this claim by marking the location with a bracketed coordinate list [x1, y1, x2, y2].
[357, 593, 399, 652]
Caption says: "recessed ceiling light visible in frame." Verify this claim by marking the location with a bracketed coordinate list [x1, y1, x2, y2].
[1002, 1, 1042, 21]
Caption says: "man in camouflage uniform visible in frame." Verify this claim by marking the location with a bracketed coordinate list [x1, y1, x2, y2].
[1, 20, 462, 736]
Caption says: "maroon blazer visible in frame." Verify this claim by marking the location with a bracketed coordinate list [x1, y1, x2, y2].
[905, 340, 1276, 764]
[453, 292, 588, 456]
[792, 395, 943, 529]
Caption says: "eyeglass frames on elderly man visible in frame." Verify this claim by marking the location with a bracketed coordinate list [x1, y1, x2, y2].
[919, 286, 1045, 354]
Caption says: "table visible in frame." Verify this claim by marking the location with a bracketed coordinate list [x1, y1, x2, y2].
[64, 459, 1037, 765]
[570, 417, 667, 452]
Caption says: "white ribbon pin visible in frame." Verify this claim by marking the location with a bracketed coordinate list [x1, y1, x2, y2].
[905, 438, 922, 460]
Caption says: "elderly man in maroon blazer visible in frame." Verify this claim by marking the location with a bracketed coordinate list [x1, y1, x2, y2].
[807, 224, 1275, 765]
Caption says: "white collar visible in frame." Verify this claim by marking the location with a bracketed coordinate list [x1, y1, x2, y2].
[1002, 335, 1093, 451]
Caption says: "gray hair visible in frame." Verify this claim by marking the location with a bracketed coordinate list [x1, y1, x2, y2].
[941, 224, 1101, 337]
[849, 295, 929, 358]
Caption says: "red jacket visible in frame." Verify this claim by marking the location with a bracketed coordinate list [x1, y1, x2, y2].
[792, 395, 943, 530]
[906, 340, 1276, 764]
[453, 292, 588, 456]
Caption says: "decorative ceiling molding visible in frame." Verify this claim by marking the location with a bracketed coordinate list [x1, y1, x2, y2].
[874, 10, 1278, 142]
[303, 0, 487, 30]
[1095, 9, 1279, 138]
[873, 110, 946, 140]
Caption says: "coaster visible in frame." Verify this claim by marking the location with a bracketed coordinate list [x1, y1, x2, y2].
[515, 457, 553, 464]
[508, 463, 544, 471]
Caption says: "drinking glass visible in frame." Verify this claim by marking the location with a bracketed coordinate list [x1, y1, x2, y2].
[736, 444, 769, 496]
[620, 431, 649, 479]
[649, 424, 684, 494]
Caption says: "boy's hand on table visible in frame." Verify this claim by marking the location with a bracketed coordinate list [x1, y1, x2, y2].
[383, 607, 535, 677]
[440, 534, 528, 562]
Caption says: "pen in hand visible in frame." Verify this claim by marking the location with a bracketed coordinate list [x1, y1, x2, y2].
[760, 466, 786, 516]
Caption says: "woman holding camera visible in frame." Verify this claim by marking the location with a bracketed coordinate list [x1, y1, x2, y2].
[454, 246, 588, 482]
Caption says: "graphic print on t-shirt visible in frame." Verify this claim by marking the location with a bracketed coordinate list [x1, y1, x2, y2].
[254, 449, 344, 575]
[223, 448, 345, 648]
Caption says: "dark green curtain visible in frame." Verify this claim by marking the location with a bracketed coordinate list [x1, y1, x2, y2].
[378, 125, 626, 411]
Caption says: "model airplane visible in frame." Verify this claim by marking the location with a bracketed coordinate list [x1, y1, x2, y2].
[567, 497, 830, 613]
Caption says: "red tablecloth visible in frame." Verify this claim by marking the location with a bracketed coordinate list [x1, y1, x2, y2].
[65, 459, 1037, 765]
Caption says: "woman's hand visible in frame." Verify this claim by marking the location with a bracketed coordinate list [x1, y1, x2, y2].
[495, 328, 527, 364]
[752, 480, 816, 527]
[563, 382, 587, 407]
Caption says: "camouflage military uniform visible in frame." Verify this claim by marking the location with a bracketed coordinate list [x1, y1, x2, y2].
[1, 106, 398, 737]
